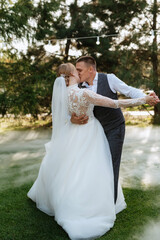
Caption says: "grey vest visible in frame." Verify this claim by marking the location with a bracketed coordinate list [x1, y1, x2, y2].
[93, 73, 125, 132]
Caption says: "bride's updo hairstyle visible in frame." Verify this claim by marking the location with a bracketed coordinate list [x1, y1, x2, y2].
[57, 63, 75, 87]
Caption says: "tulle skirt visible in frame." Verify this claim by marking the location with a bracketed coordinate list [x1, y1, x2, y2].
[27, 117, 126, 239]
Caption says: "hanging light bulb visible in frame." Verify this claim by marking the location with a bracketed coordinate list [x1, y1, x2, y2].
[44, 40, 54, 53]
[96, 36, 100, 45]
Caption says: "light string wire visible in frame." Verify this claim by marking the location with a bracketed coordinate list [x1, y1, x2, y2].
[0, 30, 159, 56]
[46, 29, 160, 43]
[0, 30, 159, 46]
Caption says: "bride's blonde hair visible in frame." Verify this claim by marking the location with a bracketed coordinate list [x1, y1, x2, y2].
[57, 63, 75, 87]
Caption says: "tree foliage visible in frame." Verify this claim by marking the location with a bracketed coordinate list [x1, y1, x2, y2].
[0, 0, 159, 121]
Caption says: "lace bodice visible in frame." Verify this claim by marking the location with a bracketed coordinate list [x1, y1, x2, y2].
[67, 84, 146, 118]
[67, 84, 94, 118]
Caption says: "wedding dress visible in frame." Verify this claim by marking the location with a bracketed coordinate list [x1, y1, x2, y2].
[27, 78, 146, 240]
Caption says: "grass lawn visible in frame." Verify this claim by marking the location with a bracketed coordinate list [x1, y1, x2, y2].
[0, 116, 160, 240]
[0, 183, 160, 240]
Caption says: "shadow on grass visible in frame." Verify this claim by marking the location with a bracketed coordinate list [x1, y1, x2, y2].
[0, 184, 160, 240]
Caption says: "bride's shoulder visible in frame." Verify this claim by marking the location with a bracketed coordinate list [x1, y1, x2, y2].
[78, 88, 91, 96]
[73, 88, 91, 100]
[68, 85, 92, 97]
[68, 85, 84, 96]
[82, 89, 94, 96]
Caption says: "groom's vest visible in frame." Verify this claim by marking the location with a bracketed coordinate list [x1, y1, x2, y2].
[93, 73, 125, 132]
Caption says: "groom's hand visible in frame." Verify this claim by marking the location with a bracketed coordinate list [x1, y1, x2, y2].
[147, 92, 160, 106]
[71, 113, 89, 125]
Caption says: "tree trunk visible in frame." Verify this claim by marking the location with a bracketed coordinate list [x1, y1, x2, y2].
[64, 39, 71, 61]
[151, 0, 160, 123]
[64, 0, 78, 61]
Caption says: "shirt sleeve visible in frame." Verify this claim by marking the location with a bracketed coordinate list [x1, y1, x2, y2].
[107, 74, 146, 98]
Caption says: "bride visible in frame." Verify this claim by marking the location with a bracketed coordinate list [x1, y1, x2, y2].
[27, 63, 154, 240]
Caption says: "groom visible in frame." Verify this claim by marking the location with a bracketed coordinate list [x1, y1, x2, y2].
[71, 55, 159, 203]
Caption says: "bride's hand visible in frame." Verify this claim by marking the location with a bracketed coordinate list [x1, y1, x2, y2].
[71, 113, 89, 124]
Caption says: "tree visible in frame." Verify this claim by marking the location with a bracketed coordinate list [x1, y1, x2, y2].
[0, 0, 34, 41]
[113, 0, 160, 121]
[0, 0, 61, 117]
[151, 0, 160, 122]
[50, 0, 148, 68]
[0, 0, 159, 122]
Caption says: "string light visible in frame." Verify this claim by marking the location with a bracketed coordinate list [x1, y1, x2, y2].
[0, 30, 159, 56]
[96, 36, 100, 45]
[44, 39, 54, 53]
[48, 33, 118, 42]
[45, 30, 160, 46]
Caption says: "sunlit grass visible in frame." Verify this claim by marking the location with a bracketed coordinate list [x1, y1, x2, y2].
[0, 111, 154, 133]
[0, 115, 52, 133]
[124, 114, 152, 126]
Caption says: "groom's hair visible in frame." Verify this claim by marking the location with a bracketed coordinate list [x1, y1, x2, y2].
[76, 56, 96, 70]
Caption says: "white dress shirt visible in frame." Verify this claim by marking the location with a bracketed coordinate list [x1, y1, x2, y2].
[82, 72, 146, 98]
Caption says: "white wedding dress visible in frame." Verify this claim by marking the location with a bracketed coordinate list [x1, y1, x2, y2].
[27, 82, 146, 239]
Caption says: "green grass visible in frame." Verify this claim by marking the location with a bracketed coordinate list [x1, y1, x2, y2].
[0, 116, 160, 239]
[0, 184, 68, 240]
[0, 184, 160, 240]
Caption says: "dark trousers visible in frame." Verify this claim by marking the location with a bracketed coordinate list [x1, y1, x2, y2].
[104, 123, 125, 203]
